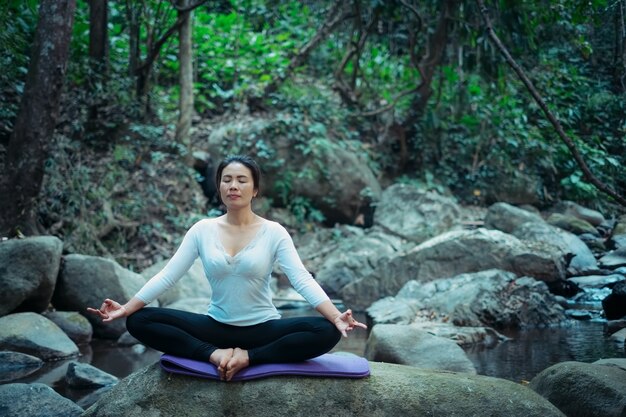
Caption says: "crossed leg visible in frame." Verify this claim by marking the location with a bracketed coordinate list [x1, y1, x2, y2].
[126, 307, 341, 381]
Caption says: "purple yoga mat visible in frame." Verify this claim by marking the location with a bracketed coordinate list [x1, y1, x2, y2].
[160, 353, 370, 381]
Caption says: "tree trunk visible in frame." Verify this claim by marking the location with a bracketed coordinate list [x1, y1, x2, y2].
[89, 0, 108, 74]
[0, 0, 77, 236]
[408, 0, 459, 118]
[125, 1, 141, 94]
[614, 0, 626, 91]
[175, 0, 194, 150]
[87, 0, 109, 135]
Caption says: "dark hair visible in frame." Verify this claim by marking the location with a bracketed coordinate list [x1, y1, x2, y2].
[215, 154, 261, 194]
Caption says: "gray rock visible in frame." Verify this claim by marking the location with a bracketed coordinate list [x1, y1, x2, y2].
[615, 215, 626, 235]
[593, 358, 626, 372]
[65, 361, 118, 388]
[315, 226, 405, 295]
[116, 331, 141, 347]
[547, 213, 600, 236]
[368, 270, 566, 329]
[52, 254, 147, 339]
[606, 319, 626, 333]
[513, 221, 599, 276]
[75, 385, 114, 410]
[0, 382, 83, 417]
[81, 361, 565, 417]
[485, 171, 543, 206]
[43, 311, 92, 345]
[0, 351, 43, 382]
[484, 202, 544, 234]
[405, 322, 507, 347]
[295, 142, 382, 225]
[599, 248, 626, 269]
[374, 184, 461, 243]
[552, 201, 606, 226]
[365, 324, 477, 374]
[578, 233, 606, 252]
[0, 313, 79, 360]
[565, 309, 593, 320]
[365, 296, 421, 325]
[344, 229, 566, 310]
[609, 328, 626, 347]
[530, 361, 626, 417]
[141, 258, 210, 307]
[0, 236, 63, 317]
[206, 115, 382, 225]
[613, 266, 626, 275]
[610, 234, 626, 251]
[568, 274, 624, 288]
[294, 225, 358, 272]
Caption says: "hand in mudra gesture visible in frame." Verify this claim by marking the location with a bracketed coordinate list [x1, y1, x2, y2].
[333, 309, 367, 337]
[87, 299, 128, 323]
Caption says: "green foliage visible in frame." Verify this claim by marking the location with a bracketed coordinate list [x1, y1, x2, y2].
[38, 127, 203, 267]
[288, 196, 326, 224]
[4, 0, 626, 263]
[163, 0, 320, 114]
[411, 33, 625, 210]
[0, 1, 38, 140]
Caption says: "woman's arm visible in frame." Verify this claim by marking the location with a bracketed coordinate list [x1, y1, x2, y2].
[273, 224, 367, 336]
[134, 222, 202, 304]
[88, 221, 204, 322]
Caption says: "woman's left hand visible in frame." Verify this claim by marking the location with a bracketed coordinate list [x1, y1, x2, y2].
[333, 309, 367, 337]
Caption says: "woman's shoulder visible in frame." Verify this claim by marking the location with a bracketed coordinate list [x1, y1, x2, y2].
[188, 217, 219, 233]
[262, 219, 291, 237]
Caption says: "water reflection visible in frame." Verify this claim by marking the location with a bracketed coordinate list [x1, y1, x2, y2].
[464, 320, 625, 382]
[11, 341, 161, 404]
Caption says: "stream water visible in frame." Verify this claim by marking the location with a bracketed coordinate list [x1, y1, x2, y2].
[8, 309, 625, 408]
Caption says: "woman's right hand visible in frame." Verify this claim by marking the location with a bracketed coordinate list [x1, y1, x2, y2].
[87, 298, 128, 322]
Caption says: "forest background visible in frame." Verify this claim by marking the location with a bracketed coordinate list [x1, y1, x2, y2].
[1, 0, 625, 271]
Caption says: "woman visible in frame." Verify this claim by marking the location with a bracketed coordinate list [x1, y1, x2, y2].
[88, 154, 366, 381]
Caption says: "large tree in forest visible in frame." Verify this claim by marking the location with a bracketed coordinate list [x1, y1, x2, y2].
[175, 0, 195, 148]
[0, 0, 77, 236]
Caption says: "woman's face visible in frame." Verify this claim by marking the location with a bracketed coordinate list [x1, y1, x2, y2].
[219, 162, 258, 208]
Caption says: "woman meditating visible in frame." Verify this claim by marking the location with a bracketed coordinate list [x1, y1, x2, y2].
[88, 154, 366, 381]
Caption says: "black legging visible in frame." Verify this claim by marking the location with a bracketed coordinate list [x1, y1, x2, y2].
[126, 307, 341, 365]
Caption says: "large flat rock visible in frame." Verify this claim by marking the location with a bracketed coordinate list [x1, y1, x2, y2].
[82, 361, 565, 417]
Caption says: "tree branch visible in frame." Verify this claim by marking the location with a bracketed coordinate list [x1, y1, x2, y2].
[169, 0, 209, 13]
[135, 0, 210, 76]
[259, 0, 348, 99]
[360, 85, 421, 117]
[476, 0, 626, 206]
[399, 0, 423, 33]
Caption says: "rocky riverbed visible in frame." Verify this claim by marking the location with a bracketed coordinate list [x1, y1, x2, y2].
[1, 193, 626, 416]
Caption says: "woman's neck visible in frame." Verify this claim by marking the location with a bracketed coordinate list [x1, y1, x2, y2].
[223, 208, 259, 226]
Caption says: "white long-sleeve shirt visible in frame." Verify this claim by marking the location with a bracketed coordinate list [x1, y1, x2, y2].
[135, 219, 329, 326]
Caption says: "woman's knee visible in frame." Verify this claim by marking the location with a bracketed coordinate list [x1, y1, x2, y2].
[315, 318, 342, 346]
[125, 307, 154, 336]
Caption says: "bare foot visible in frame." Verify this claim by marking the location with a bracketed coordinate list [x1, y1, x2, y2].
[225, 348, 250, 381]
[209, 348, 234, 380]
